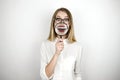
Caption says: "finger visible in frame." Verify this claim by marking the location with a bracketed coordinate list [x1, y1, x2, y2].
[60, 46, 64, 49]
[59, 42, 64, 45]
[57, 38, 60, 43]
[60, 44, 64, 46]
[59, 39, 63, 42]
[61, 43, 64, 46]
[57, 38, 62, 43]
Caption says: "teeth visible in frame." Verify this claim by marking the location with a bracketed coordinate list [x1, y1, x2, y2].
[58, 28, 66, 30]
[58, 27, 67, 29]
[58, 29, 66, 30]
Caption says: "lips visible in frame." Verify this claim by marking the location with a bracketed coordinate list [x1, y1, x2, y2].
[58, 25, 65, 27]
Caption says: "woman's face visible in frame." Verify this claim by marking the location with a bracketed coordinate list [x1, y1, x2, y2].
[54, 11, 70, 36]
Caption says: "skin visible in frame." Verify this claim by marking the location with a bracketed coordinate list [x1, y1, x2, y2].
[45, 11, 70, 78]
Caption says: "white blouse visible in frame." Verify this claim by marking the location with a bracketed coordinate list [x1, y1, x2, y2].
[40, 38, 82, 80]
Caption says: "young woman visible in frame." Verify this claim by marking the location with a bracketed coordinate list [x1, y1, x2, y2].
[40, 7, 82, 80]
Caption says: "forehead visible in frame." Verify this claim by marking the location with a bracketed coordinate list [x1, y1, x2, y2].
[56, 11, 68, 18]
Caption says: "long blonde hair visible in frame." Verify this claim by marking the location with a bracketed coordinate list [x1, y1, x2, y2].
[48, 7, 76, 43]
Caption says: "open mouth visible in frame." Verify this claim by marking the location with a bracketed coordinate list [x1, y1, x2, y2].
[58, 28, 66, 32]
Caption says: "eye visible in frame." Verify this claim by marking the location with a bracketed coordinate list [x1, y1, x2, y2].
[64, 18, 69, 22]
[55, 18, 61, 22]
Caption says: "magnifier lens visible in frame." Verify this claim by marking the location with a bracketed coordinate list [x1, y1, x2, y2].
[55, 24, 68, 36]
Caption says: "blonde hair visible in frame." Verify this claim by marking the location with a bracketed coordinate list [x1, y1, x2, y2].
[47, 7, 76, 43]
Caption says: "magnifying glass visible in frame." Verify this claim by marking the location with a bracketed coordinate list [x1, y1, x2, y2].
[55, 24, 69, 39]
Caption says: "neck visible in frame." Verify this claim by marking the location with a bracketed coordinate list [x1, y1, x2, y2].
[57, 35, 67, 39]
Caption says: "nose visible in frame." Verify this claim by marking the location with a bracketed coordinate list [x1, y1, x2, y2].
[61, 19, 64, 24]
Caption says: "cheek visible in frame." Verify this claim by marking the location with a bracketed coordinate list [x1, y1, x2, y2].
[54, 22, 57, 27]
[67, 24, 69, 28]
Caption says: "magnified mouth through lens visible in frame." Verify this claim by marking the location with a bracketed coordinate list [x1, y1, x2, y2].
[57, 27, 67, 32]
[55, 24, 68, 36]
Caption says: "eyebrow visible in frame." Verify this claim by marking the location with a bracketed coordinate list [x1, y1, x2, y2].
[56, 16, 69, 18]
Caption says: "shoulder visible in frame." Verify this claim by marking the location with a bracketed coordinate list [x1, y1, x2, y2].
[41, 40, 54, 47]
[41, 40, 50, 44]
[72, 41, 82, 49]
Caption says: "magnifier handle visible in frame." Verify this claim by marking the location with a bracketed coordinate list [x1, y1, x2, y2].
[60, 35, 62, 39]
[59, 35, 63, 42]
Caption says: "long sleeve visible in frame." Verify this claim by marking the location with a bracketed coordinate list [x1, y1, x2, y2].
[74, 46, 82, 80]
[40, 42, 53, 80]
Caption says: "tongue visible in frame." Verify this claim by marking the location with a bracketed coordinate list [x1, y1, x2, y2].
[58, 29, 65, 32]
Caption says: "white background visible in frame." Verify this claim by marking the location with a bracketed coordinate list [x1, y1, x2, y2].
[0, 0, 120, 80]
